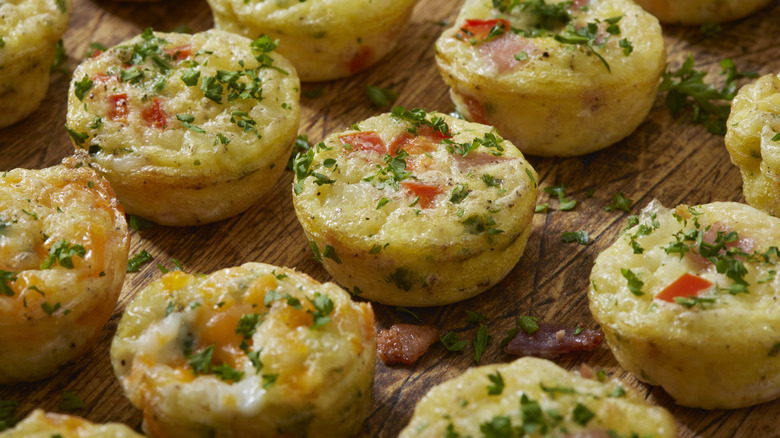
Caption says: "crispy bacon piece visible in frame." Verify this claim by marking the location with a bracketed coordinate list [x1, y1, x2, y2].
[504, 322, 604, 359]
[377, 324, 438, 365]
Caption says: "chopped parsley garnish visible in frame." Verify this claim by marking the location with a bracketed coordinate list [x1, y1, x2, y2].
[486, 370, 504, 395]
[465, 310, 487, 323]
[287, 135, 312, 170]
[247, 348, 263, 373]
[59, 392, 86, 410]
[543, 183, 576, 210]
[264, 290, 302, 309]
[0, 400, 20, 432]
[41, 240, 86, 269]
[127, 249, 153, 272]
[181, 67, 200, 86]
[230, 111, 262, 139]
[554, 17, 625, 73]
[561, 230, 589, 245]
[517, 315, 540, 335]
[213, 363, 244, 382]
[391, 106, 452, 137]
[376, 197, 390, 209]
[604, 192, 633, 212]
[363, 150, 412, 190]
[440, 330, 469, 351]
[65, 124, 89, 146]
[608, 385, 626, 398]
[308, 240, 323, 262]
[176, 114, 206, 133]
[473, 323, 491, 364]
[674, 295, 716, 309]
[0, 270, 16, 297]
[395, 306, 421, 321]
[262, 373, 278, 389]
[620, 268, 644, 296]
[74, 75, 94, 101]
[444, 132, 505, 157]
[308, 292, 334, 329]
[187, 344, 215, 375]
[461, 214, 503, 235]
[482, 174, 501, 187]
[572, 402, 595, 426]
[322, 244, 341, 264]
[51, 39, 68, 74]
[235, 313, 264, 339]
[127, 214, 155, 231]
[449, 184, 470, 204]
[41, 301, 61, 315]
[366, 84, 398, 108]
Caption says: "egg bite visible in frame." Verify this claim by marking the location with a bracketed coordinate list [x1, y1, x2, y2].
[0, 410, 143, 438]
[292, 109, 538, 307]
[399, 356, 676, 438]
[434, 0, 665, 157]
[65, 29, 300, 226]
[0, 0, 72, 128]
[589, 200, 780, 409]
[110, 262, 376, 438]
[725, 72, 780, 216]
[634, 0, 774, 25]
[206, 0, 416, 82]
[0, 156, 130, 383]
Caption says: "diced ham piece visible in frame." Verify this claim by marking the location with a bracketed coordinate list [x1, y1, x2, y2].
[478, 33, 537, 74]
[685, 222, 756, 270]
[377, 324, 439, 365]
[462, 95, 489, 125]
[504, 322, 604, 359]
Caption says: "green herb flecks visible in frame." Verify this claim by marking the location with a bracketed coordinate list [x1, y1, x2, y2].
[127, 249, 153, 272]
[41, 240, 86, 270]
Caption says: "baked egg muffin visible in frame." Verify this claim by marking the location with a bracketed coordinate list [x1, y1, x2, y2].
[110, 262, 376, 438]
[634, 0, 774, 24]
[435, 0, 665, 156]
[292, 108, 538, 307]
[65, 29, 300, 226]
[0, 410, 143, 438]
[399, 356, 677, 438]
[725, 72, 780, 216]
[0, 156, 130, 383]
[0, 0, 72, 128]
[589, 200, 780, 409]
[206, 0, 416, 81]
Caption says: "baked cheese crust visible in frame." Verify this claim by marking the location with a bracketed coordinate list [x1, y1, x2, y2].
[589, 200, 780, 408]
[66, 29, 300, 226]
[292, 109, 538, 306]
[435, 0, 665, 156]
[110, 262, 376, 438]
[635, 0, 774, 24]
[206, 0, 416, 81]
[725, 72, 780, 216]
[399, 357, 677, 438]
[0, 156, 130, 383]
[0, 410, 143, 438]
[0, 0, 72, 128]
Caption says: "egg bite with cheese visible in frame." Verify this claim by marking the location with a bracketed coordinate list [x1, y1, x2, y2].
[634, 0, 774, 25]
[434, 0, 665, 157]
[65, 29, 300, 226]
[589, 200, 780, 409]
[292, 108, 538, 307]
[399, 356, 677, 438]
[725, 72, 780, 216]
[0, 0, 72, 129]
[0, 156, 130, 383]
[110, 262, 376, 438]
[0, 410, 144, 438]
[206, 0, 416, 82]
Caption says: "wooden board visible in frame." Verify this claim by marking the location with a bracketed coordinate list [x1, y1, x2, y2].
[2, 0, 780, 436]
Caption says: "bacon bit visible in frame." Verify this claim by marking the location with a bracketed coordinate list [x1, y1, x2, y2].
[478, 34, 537, 74]
[377, 324, 439, 365]
[340, 131, 386, 155]
[578, 363, 597, 380]
[107, 93, 129, 121]
[401, 181, 443, 209]
[462, 95, 489, 125]
[165, 44, 192, 61]
[456, 19, 511, 44]
[346, 46, 373, 75]
[141, 97, 168, 129]
[656, 273, 713, 303]
[504, 322, 604, 359]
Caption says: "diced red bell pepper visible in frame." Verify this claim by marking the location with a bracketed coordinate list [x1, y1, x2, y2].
[165, 44, 192, 61]
[457, 19, 511, 44]
[346, 46, 373, 75]
[401, 181, 443, 209]
[141, 97, 168, 129]
[107, 93, 129, 121]
[656, 273, 713, 303]
[340, 131, 386, 155]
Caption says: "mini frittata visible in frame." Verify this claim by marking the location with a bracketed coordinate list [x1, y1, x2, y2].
[292, 109, 538, 306]
[206, 0, 416, 81]
[0, 0, 72, 128]
[65, 29, 300, 226]
[399, 357, 677, 438]
[111, 262, 376, 438]
[435, 0, 665, 156]
[0, 410, 143, 438]
[725, 72, 780, 216]
[589, 200, 780, 409]
[635, 0, 774, 24]
[0, 156, 130, 383]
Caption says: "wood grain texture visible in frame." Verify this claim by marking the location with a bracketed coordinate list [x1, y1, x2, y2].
[1, 0, 780, 436]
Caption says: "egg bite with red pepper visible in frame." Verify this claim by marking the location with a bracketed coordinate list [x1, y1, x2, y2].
[434, 0, 665, 157]
[206, 0, 415, 82]
[0, 156, 130, 383]
[399, 357, 677, 438]
[65, 29, 300, 226]
[0, 0, 72, 128]
[110, 262, 376, 438]
[0, 410, 144, 438]
[291, 108, 538, 307]
[725, 72, 780, 217]
[589, 200, 780, 409]
[634, 0, 774, 25]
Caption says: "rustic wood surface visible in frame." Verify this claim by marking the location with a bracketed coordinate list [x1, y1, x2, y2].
[2, 0, 780, 436]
